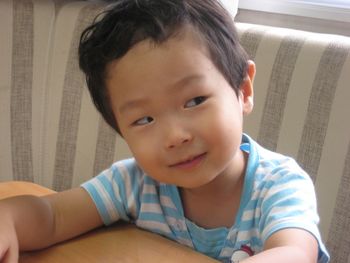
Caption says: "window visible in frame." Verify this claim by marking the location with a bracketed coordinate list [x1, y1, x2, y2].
[238, 0, 350, 23]
[220, 0, 239, 17]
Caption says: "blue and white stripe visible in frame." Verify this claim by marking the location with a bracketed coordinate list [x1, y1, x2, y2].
[81, 134, 329, 262]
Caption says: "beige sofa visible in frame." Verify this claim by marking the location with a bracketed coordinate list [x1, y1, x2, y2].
[1, 0, 349, 262]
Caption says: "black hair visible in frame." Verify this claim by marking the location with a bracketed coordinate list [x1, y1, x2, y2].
[79, 0, 249, 134]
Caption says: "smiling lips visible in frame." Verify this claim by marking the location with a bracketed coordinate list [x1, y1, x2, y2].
[169, 153, 207, 169]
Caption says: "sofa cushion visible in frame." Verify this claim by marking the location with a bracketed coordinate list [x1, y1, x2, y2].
[0, 0, 132, 191]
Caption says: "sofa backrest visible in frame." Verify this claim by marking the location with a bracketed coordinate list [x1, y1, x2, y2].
[0, 0, 132, 191]
[237, 22, 350, 263]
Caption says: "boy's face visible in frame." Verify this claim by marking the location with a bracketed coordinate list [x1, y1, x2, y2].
[106, 28, 254, 189]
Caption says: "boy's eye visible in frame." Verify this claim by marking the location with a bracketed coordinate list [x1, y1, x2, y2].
[185, 96, 207, 108]
[132, 116, 154, 126]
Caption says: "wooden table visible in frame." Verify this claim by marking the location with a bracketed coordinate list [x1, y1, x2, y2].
[0, 182, 218, 263]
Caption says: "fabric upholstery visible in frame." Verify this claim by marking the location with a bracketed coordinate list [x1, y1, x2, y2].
[0, 0, 131, 191]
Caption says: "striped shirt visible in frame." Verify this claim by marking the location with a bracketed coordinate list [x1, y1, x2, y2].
[81, 134, 329, 262]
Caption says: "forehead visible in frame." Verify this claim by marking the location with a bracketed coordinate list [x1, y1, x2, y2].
[105, 26, 216, 98]
[106, 26, 210, 78]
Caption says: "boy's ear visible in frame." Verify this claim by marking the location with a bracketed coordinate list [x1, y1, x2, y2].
[240, 60, 255, 115]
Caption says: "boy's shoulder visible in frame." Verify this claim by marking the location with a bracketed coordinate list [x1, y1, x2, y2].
[244, 134, 295, 163]
[108, 158, 159, 185]
[244, 134, 311, 184]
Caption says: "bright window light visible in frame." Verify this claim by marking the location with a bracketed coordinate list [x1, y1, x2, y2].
[238, 0, 350, 23]
[220, 0, 239, 18]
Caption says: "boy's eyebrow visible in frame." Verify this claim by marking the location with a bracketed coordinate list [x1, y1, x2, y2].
[172, 74, 205, 91]
[118, 74, 205, 114]
[118, 98, 149, 114]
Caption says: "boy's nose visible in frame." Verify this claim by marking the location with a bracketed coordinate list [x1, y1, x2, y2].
[164, 126, 193, 149]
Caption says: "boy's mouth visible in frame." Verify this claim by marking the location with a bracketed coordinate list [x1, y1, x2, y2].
[169, 153, 207, 169]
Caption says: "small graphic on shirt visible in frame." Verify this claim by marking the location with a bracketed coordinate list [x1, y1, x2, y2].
[230, 244, 254, 263]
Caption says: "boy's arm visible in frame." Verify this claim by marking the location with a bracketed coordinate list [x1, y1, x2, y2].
[41, 187, 104, 247]
[243, 228, 318, 263]
[0, 187, 103, 253]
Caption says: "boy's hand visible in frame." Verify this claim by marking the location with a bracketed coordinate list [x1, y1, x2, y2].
[0, 214, 19, 263]
[241, 228, 318, 263]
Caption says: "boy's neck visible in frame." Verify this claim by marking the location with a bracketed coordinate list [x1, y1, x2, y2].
[179, 150, 248, 229]
[181, 150, 248, 197]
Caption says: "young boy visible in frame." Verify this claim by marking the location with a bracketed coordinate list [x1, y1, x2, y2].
[0, 0, 329, 262]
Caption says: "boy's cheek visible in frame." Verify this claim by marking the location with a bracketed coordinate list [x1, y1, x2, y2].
[127, 136, 157, 159]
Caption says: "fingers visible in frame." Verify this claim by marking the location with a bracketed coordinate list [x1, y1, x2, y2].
[0, 238, 19, 263]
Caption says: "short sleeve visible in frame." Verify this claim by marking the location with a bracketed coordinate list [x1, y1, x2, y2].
[81, 158, 143, 225]
[258, 161, 329, 262]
